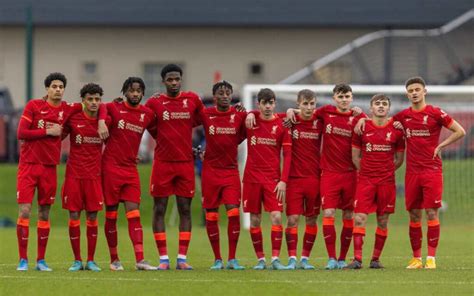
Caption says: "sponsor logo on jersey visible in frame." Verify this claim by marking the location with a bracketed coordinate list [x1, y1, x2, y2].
[250, 136, 257, 145]
[118, 119, 125, 129]
[405, 128, 430, 138]
[37, 119, 45, 129]
[325, 124, 351, 137]
[209, 126, 236, 135]
[75, 134, 83, 144]
[292, 130, 299, 139]
[366, 142, 391, 152]
[209, 125, 215, 135]
[163, 110, 170, 120]
[117, 119, 144, 134]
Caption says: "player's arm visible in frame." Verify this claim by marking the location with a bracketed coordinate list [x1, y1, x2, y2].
[351, 147, 361, 171]
[17, 103, 61, 139]
[97, 102, 111, 140]
[394, 132, 405, 170]
[61, 122, 71, 140]
[192, 95, 205, 128]
[146, 114, 158, 139]
[394, 151, 404, 170]
[275, 128, 292, 202]
[433, 119, 466, 159]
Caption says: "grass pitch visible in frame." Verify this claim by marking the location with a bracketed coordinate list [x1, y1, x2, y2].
[0, 161, 473, 295]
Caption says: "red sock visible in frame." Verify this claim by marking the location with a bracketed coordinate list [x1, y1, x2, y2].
[250, 226, 265, 259]
[302, 224, 318, 258]
[37, 220, 50, 261]
[154, 232, 168, 259]
[427, 219, 440, 257]
[205, 212, 221, 260]
[178, 231, 191, 258]
[285, 226, 298, 258]
[372, 227, 388, 261]
[104, 211, 119, 262]
[271, 225, 283, 258]
[227, 208, 240, 260]
[16, 218, 29, 260]
[353, 227, 365, 262]
[126, 210, 144, 262]
[339, 218, 354, 261]
[409, 221, 422, 258]
[68, 219, 82, 261]
[323, 217, 336, 259]
[86, 219, 98, 262]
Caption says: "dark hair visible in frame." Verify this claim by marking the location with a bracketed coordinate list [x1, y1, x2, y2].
[257, 88, 276, 103]
[121, 77, 145, 94]
[80, 83, 103, 98]
[297, 89, 316, 102]
[405, 76, 426, 88]
[333, 83, 352, 94]
[370, 93, 391, 106]
[44, 72, 67, 88]
[212, 80, 233, 95]
[161, 64, 183, 80]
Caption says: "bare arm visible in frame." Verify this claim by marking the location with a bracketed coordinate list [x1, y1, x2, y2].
[352, 147, 361, 171]
[394, 151, 405, 170]
[433, 120, 466, 159]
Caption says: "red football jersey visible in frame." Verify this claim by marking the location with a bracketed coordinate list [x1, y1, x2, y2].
[393, 105, 453, 173]
[18, 98, 83, 165]
[316, 105, 366, 172]
[289, 113, 322, 178]
[352, 119, 405, 181]
[102, 101, 156, 168]
[145, 91, 204, 162]
[201, 106, 246, 169]
[64, 112, 109, 179]
[243, 116, 292, 184]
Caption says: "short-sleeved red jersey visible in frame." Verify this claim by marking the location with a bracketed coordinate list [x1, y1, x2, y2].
[243, 116, 292, 184]
[289, 113, 322, 178]
[145, 91, 204, 162]
[352, 119, 405, 181]
[201, 106, 246, 169]
[18, 98, 83, 165]
[393, 105, 453, 173]
[102, 101, 156, 168]
[316, 105, 366, 173]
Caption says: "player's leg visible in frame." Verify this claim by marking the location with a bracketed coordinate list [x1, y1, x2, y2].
[85, 211, 100, 271]
[425, 208, 440, 269]
[338, 172, 357, 268]
[104, 204, 121, 269]
[124, 201, 154, 270]
[345, 212, 367, 269]
[370, 213, 389, 269]
[405, 173, 423, 269]
[152, 197, 169, 270]
[269, 211, 288, 270]
[36, 204, 52, 271]
[322, 208, 338, 269]
[300, 214, 318, 270]
[285, 214, 299, 269]
[68, 211, 83, 271]
[250, 213, 266, 270]
[224, 204, 244, 270]
[176, 196, 193, 270]
[205, 208, 223, 270]
[16, 203, 31, 271]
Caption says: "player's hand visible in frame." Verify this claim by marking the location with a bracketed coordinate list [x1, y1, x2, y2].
[135, 155, 142, 164]
[245, 113, 256, 129]
[433, 145, 442, 159]
[351, 106, 363, 116]
[282, 118, 294, 128]
[234, 102, 246, 112]
[286, 108, 297, 124]
[393, 120, 403, 130]
[98, 119, 109, 140]
[113, 97, 124, 103]
[354, 118, 368, 135]
[274, 181, 286, 202]
[46, 123, 62, 136]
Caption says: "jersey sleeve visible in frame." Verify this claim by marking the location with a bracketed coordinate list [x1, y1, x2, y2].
[433, 106, 454, 128]
[146, 113, 158, 139]
[21, 100, 35, 122]
[17, 101, 47, 140]
[392, 110, 404, 123]
[192, 95, 205, 127]
[97, 102, 108, 120]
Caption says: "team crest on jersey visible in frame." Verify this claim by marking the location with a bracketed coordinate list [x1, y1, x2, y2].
[118, 119, 125, 129]
[37, 119, 45, 129]
[271, 125, 278, 134]
[230, 114, 235, 123]
[292, 130, 299, 139]
[75, 134, 83, 144]
[423, 115, 428, 125]
[312, 119, 318, 129]
[209, 125, 215, 135]
[140, 113, 145, 122]
[183, 99, 188, 108]
[58, 111, 64, 121]
[348, 116, 354, 125]
[326, 124, 332, 134]
[386, 131, 392, 141]
[366, 143, 372, 152]
[250, 136, 257, 145]
[163, 110, 170, 120]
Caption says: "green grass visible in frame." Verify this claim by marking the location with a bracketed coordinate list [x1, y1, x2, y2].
[0, 161, 473, 295]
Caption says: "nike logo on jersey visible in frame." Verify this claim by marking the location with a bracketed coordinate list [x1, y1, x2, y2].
[405, 118, 412, 121]
[120, 110, 128, 114]
[163, 101, 171, 105]
[366, 133, 374, 136]
[329, 114, 337, 118]
[434, 200, 441, 204]
[77, 124, 85, 128]
[40, 111, 49, 114]
[209, 116, 217, 119]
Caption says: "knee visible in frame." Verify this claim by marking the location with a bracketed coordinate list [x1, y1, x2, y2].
[342, 210, 354, 220]
[409, 210, 422, 222]
[270, 212, 282, 225]
[426, 209, 438, 221]
[250, 215, 261, 227]
[354, 214, 366, 227]
[69, 212, 80, 220]
[323, 209, 335, 218]
[287, 215, 299, 228]
[18, 205, 31, 219]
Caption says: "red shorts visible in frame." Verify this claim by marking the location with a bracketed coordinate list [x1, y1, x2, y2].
[102, 165, 141, 206]
[243, 181, 282, 214]
[150, 160, 195, 198]
[201, 165, 241, 209]
[320, 170, 357, 210]
[17, 163, 57, 205]
[354, 175, 396, 215]
[286, 176, 320, 217]
[405, 172, 443, 210]
[61, 177, 103, 212]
